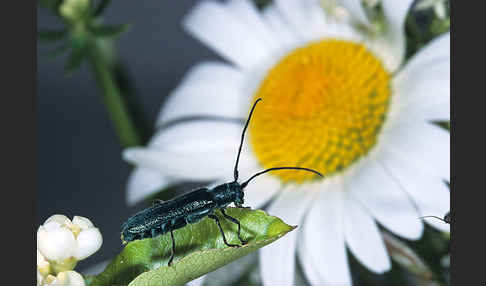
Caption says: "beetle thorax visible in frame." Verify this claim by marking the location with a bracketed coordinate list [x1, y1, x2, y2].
[210, 182, 243, 207]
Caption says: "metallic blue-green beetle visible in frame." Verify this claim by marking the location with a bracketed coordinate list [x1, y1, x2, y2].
[121, 98, 323, 266]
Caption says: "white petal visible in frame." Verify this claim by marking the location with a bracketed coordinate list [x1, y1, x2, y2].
[301, 181, 352, 285]
[37, 269, 44, 286]
[43, 220, 62, 231]
[45, 215, 71, 226]
[260, 186, 318, 286]
[75, 228, 103, 260]
[126, 167, 174, 206]
[176, 61, 244, 88]
[378, 147, 450, 233]
[364, 0, 414, 72]
[400, 32, 450, 75]
[241, 172, 282, 208]
[297, 238, 323, 286]
[56, 271, 85, 286]
[381, 122, 450, 181]
[390, 36, 450, 122]
[148, 121, 243, 151]
[344, 193, 391, 273]
[347, 158, 423, 240]
[156, 63, 246, 127]
[183, 0, 270, 69]
[340, 0, 370, 25]
[124, 122, 255, 181]
[123, 148, 252, 181]
[72, 216, 94, 230]
[261, 4, 300, 47]
[37, 226, 77, 261]
[37, 249, 50, 276]
[273, 0, 308, 39]
[274, 0, 327, 40]
[157, 84, 245, 126]
[225, 0, 280, 51]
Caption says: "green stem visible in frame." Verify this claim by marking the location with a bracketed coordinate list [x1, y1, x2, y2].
[87, 40, 142, 148]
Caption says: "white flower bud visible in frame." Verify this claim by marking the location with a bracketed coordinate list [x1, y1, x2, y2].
[37, 269, 44, 286]
[46, 215, 72, 226]
[43, 271, 85, 286]
[72, 216, 94, 230]
[37, 249, 50, 277]
[37, 225, 77, 261]
[37, 214, 103, 264]
[75, 228, 103, 260]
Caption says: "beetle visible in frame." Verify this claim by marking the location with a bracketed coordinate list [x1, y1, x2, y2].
[121, 98, 323, 266]
[420, 211, 451, 224]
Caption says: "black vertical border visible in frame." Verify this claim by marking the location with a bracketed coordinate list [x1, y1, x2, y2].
[1, 1, 36, 285]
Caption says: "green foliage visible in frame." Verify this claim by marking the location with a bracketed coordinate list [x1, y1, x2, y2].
[89, 24, 132, 39]
[38, 28, 68, 43]
[93, 0, 113, 17]
[405, 1, 450, 59]
[87, 208, 295, 286]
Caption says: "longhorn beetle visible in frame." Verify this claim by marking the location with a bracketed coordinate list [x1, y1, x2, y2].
[121, 98, 323, 266]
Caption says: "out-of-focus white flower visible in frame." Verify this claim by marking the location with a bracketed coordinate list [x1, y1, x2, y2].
[415, 0, 447, 19]
[37, 215, 103, 262]
[43, 271, 85, 286]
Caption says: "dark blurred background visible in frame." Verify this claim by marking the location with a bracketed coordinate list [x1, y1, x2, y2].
[37, 0, 221, 269]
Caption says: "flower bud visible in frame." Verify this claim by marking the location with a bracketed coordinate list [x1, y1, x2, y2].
[43, 271, 85, 286]
[37, 214, 103, 262]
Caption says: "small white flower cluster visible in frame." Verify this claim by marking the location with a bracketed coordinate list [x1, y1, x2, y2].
[37, 215, 103, 286]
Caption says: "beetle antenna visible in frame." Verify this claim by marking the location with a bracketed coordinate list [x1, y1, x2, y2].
[241, 167, 323, 189]
[419, 215, 446, 223]
[234, 98, 262, 182]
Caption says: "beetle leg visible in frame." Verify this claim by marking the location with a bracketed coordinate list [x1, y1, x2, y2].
[220, 209, 246, 245]
[168, 230, 176, 266]
[208, 214, 240, 247]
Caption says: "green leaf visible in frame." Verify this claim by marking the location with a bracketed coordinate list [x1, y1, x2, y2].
[38, 28, 68, 43]
[87, 207, 295, 286]
[90, 24, 132, 39]
[65, 39, 87, 74]
[40, 44, 70, 60]
[93, 0, 113, 17]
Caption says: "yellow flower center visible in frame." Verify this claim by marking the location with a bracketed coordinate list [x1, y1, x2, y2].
[249, 40, 391, 183]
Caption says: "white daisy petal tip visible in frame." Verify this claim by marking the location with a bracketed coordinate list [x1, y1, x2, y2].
[126, 167, 173, 206]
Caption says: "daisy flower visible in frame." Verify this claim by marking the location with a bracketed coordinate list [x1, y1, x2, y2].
[123, 0, 450, 285]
